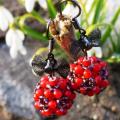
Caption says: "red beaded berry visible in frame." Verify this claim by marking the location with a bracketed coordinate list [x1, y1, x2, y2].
[67, 56, 110, 96]
[33, 75, 76, 117]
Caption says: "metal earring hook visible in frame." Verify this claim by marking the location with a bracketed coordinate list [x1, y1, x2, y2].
[57, 0, 81, 19]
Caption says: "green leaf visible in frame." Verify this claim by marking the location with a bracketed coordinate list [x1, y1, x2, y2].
[87, 0, 97, 19]
[101, 7, 120, 44]
[31, 11, 46, 25]
[46, 0, 57, 19]
[92, 0, 105, 24]
[110, 35, 116, 51]
[21, 25, 47, 41]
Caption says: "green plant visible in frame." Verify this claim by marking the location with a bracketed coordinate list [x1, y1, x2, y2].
[1, 0, 120, 62]
[78, 0, 120, 62]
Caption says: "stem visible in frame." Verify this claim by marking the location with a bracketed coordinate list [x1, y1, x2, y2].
[16, 13, 48, 41]
[31, 11, 46, 25]
[19, 12, 46, 25]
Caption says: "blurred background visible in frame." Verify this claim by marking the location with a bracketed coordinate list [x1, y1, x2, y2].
[0, 0, 120, 120]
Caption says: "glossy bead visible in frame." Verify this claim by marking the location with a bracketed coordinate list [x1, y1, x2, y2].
[93, 64, 101, 72]
[34, 101, 42, 110]
[44, 89, 52, 98]
[41, 109, 52, 117]
[82, 59, 91, 67]
[48, 100, 57, 109]
[83, 70, 92, 78]
[74, 65, 84, 75]
[75, 78, 83, 85]
[35, 89, 43, 97]
[54, 89, 62, 99]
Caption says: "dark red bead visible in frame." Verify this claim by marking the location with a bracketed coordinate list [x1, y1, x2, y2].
[95, 76, 102, 86]
[93, 64, 101, 72]
[54, 89, 62, 99]
[56, 109, 67, 116]
[88, 90, 94, 96]
[101, 80, 110, 87]
[93, 87, 100, 94]
[80, 88, 87, 94]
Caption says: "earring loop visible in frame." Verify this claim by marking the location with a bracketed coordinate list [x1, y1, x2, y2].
[57, 0, 81, 19]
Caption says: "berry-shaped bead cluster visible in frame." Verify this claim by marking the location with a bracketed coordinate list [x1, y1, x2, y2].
[34, 75, 76, 117]
[67, 56, 109, 96]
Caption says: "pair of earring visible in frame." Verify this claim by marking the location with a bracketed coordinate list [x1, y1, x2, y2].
[31, 0, 109, 118]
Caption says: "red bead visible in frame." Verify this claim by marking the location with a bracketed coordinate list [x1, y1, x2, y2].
[74, 65, 84, 75]
[93, 64, 101, 72]
[88, 90, 94, 96]
[83, 70, 92, 78]
[77, 57, 84, 64]
[70, 64, 77, 71]
[56, 109, 67, 116]
[65, 91, 72, 97]
[66, 102, 72, 109]
[33, 94, 39, 101]
[48, 77, 58, 86]
[95, 76, 102, 86]
[59, 79, 67, 89]
[48, 100, 57, 109]
[40, 76, 48, 82]
[71, 82, 78, 89]
[100, 61, 107, 67]
[35, 89, 43, 97]
[82, 59, 91, 67]
[34, 101, 42, 110]
[102, 80, 110, 87]
[93, 87, 100, 94]
[70, 93, 76, 100]
[80, 88, 87, 94]
[40, 81, 48, 88]
[54, 89, 62, 99]
[41, 109, 52, 117]
[44, 89, 52, 98]
[90, 56, 97, 62]
[75, 78, 83, 85]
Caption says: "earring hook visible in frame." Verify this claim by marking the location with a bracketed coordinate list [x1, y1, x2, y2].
[57, 0, 81, 19]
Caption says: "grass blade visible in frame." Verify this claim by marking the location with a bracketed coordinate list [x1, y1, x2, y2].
[92, 0, 105, 24]
[46, 0, 57, 19]
[101, 7, 120, 44]
[87, 0, 97, 19]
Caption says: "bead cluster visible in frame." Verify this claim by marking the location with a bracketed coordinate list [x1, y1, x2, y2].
[68, 56, 109, 96]
[34, 75, 76, 117]
[33, 56, 109, 117]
